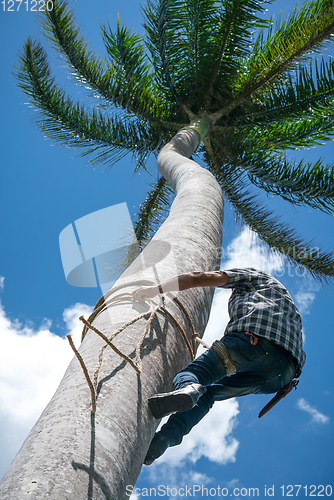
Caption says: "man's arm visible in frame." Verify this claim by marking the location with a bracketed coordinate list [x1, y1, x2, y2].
[132, 271, 230, 302]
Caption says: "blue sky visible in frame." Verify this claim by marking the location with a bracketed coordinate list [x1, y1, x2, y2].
[1, 0, 334, 497]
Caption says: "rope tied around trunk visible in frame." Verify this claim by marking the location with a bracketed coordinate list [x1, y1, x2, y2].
[66, 280, 209, 413]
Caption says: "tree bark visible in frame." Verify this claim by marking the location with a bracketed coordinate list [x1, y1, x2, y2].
[0, 127, 224, 499]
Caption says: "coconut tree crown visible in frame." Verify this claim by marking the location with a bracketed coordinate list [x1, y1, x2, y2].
[15, 0, 334, 279]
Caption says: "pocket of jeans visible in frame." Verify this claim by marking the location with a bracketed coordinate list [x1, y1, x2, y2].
[261, 356, 296, 394]
[281, 356, 297, 386]
[225, 334, 268, 365]
[261, 373, 285, 394]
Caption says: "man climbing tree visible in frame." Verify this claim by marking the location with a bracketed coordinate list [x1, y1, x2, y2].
[133, 267, 305, 464]
[2, 0, 334, 497]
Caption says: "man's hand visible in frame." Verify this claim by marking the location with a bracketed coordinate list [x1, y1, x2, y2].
[132, 285, 160, 303]
[132, 271, 230, 303]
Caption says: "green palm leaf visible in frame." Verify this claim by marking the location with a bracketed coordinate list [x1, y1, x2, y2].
[204, 139, 334, 280]
[210, 134, 334, 214]
[235, 0, 334, 96]
[142, 0, 271, 112]
[240, 59, 334, 125]
[250, 108, 334, 150]
[204, 0, 272, 108]
[209, 0, 334, 121]
[133, 176, 175, 247]
[14, 38, 167, 167]
[247, 156, 334, 214]
[39, 0, 178, 122]
[142, 0, 185, 103]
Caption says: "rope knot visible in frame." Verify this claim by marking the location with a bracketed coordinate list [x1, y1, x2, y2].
[67, 280, 206, 413]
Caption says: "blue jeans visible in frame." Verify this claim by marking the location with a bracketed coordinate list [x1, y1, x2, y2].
[159, 331, 297, 446]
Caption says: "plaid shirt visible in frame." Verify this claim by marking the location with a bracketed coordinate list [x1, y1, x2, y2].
[219, 268, 306, 377]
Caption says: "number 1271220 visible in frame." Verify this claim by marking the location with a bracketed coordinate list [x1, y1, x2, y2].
[1, 0, 53, 11]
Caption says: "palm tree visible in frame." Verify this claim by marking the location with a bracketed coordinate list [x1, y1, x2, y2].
[1, 0, 334, 498]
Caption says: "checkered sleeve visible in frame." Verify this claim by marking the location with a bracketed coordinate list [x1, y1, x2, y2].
[219, 268, 267, 289]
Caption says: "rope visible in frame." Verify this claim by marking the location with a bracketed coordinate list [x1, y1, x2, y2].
[67, 334, 97, 413]
[80, 280, 157, 343]
[79, 315, 142, 374]
[67, 280, 207, 412]
[211, 340, 237, 376]
[172, 296, 211, 352]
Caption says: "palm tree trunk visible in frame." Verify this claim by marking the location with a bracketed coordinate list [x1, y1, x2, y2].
[0, 126, 224, 500]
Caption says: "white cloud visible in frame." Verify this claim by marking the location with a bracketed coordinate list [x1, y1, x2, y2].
[143, 466, 214, 498]
[294, 291, 316, 315]
[227, 478, 241, 489]
[0, 301, 92, 479]
[294, 279, 321, 315]
[0, 277, 4, 290]
[297, 398, 330, 424]
[199, 288, 231, 348]
[144, 459, 214, 498]
[187, 471, 212, 484]
[221, 227, 284, 275]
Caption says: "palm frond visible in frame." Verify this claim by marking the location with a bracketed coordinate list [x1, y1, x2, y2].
[233, 59, 334, 150]
[101, 17, 175, 119]
[210, 134, 334, 214]
[204, 138, 334, 281]
[142, 0, 185, 103]
[204, 0, 272, 108]
[168, 0, 223, 106]
[133, 176, 175, 247]
[14, 38, 166, 168]
[244, 103, 334, 150]
[39, 0, 174, 122]
[230, 0, 334, 107]
[240, 58, 334, 124]
[142, 0, 271, 113]
[246, 155, 334, 214]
